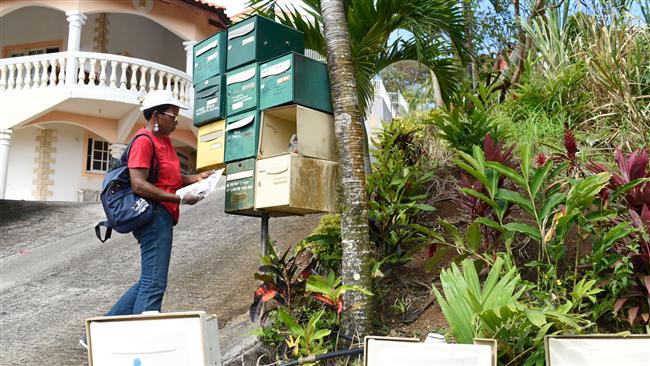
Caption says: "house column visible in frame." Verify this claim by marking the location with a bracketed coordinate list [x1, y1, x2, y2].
[0, 129, 12, 199]
[108, 143, 126, 169]
[65, 11, 87, 85]
[183, 41, 197, 77]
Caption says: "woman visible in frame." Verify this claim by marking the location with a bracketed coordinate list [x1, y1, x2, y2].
[106, 89, 212, 316]
[82, 90, 210, 345]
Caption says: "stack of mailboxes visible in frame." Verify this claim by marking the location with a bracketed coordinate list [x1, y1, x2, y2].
[193, 15, 338, 217]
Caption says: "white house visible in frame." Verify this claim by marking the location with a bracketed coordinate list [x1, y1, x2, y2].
[0, 0, 229, 201]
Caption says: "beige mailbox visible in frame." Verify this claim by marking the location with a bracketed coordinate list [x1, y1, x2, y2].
[254, 153, 337, 215]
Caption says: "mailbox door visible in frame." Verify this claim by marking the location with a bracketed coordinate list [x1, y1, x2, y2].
[224, 110, 260, 162]
[193, 31, 226, 85]
[225, 158, 256, 214]
[194, 75, 226, 126]
[259, 53, 294, 110]
[226, 16, 258, 70]
[226, 64, 258, 116]
[196, 120, 225, 171]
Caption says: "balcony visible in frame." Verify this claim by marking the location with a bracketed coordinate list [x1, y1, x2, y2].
[0, 51, 193, 129]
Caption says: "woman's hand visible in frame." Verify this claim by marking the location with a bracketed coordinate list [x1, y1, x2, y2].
[197, 170, 214, 180]
[180, 194, 202, 205]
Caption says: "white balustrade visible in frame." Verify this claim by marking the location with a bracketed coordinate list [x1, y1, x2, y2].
[0, 65, 7, 90]
[16, 63, 24, 89]
[57, 57, 66, 86]
[77, 57, 86, 85]
[0, 51, 191, 104]
[99, 60, 107, 86]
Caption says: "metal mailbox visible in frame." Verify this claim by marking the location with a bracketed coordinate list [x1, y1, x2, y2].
[196, 120, 225, 171]
[259, 52, 332, 113]
[226, 63, 258, 116]
[255, 153, 338, 215]
[224, 109, 260, 163]
[225, 157, 259, 216]
[193, 31, 227, 85]
[194, 75, 226, 126]
[226, 14, 304, 71]
[86, 311, 221, 366]
[259, 104, 335, 161]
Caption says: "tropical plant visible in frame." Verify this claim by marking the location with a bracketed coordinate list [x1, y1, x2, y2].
[458, 141, 611, 282]
[429, 85, 508, 154]
[587, 147, 650, 326]
[250, 241, 315, 321]
[248, 0, 467, 114]
[306, 270, 373, 318]
[367, 119, 441, 269]
[433, 257, 593, 365]
[277, 308, 331, 360]
[299, 214, 343, 274]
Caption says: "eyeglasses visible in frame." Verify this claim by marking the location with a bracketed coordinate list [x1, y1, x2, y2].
[160, 111, 179, 122]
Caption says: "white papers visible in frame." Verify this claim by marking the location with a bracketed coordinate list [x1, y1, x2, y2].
[175, 169, 224, 199]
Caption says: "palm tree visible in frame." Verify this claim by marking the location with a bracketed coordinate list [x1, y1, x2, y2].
[318, 0, 373, 340]
[248, 0, 467, 121]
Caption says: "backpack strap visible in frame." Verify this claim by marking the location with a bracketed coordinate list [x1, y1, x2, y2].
[122, 133, 159, 184]
[95, 221, 112, 243]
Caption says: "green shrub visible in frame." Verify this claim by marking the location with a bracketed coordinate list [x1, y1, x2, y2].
[428, 85, 508, 154]
[368, 118, 440, 269]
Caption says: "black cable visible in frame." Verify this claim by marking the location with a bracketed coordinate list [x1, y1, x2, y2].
[280, 347, 364, 366]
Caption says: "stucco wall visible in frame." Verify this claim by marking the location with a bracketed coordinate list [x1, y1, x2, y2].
[2, 7, 184, 70]
[5, 126, 38, 200]
[108, 13, 184, 70]
[0, 7, 68, 54]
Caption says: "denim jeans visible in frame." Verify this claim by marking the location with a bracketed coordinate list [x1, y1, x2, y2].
[105, 204, 173, 316]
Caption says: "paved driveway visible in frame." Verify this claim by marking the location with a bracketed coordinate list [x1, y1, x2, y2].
[0, 186, 319, 365]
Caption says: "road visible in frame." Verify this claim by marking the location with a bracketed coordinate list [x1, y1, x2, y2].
[0, 185, 320, 365]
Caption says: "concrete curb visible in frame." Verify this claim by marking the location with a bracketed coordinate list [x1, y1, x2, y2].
[220, 312, 271, 366]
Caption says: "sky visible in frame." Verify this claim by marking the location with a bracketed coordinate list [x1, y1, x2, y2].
[208, 0, 301, 16]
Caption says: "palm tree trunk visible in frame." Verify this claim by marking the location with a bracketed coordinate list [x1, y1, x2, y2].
[320, 0, 373, 339]
[430, 70, 445, 108]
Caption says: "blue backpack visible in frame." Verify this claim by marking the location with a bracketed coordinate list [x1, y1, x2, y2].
[95, 134, 159, 242]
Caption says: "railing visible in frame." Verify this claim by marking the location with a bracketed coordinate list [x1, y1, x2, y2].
[0, 51, 192, 105]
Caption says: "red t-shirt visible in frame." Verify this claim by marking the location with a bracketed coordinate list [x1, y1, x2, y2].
[127, 128, 182, 223]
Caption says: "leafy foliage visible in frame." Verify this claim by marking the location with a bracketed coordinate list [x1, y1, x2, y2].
[367, 118, 441, 269]
[250, 241, 314, 322]
[429, 85, 508, 154]
[248, 0, 467, 114]
[434, 257, 593, 365]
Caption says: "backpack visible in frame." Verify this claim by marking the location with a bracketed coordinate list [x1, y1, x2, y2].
[95, 134, 159, 242]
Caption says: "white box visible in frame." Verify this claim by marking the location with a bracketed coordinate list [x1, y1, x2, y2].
[364, 336, 492, 366]
[86, 311, 221, 366]
[255, 153, 337, 214]
[545, 335, 650, 366]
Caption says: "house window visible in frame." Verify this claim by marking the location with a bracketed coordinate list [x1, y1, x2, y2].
[177, 151, 190, 175]
[86, 138, 110, 173]
[4, 41, 62, 58]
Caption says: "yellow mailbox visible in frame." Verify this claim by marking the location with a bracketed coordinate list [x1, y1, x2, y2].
[196, 120, 225, 171]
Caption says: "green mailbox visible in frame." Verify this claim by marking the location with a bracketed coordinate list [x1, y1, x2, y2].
[224, 109, 260, 163]
[226, 15, 305, 71]
[193, 74, 226, 126]
[259, 52, 332, 113]
[193, 31, 227, 85]
[226, 63, 258, 116]
[225, 157, 259, 216]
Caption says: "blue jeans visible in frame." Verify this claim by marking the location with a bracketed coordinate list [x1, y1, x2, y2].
[105, 205, 173, 316]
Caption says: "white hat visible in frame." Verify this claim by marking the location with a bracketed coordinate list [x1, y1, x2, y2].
[140, 89, 188, 111]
